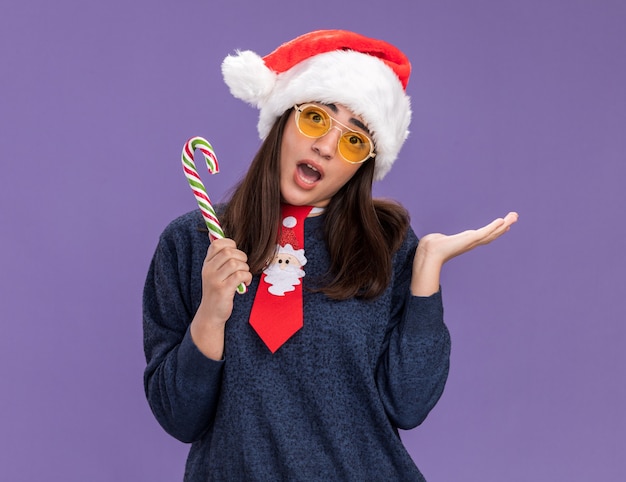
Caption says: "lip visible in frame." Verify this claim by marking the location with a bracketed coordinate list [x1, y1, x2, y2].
[294, 160, 324, 190]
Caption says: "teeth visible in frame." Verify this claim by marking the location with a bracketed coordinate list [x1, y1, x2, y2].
[306, 163, 318, 172]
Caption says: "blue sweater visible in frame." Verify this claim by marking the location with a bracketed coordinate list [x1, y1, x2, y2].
[143, 210, 451, 481]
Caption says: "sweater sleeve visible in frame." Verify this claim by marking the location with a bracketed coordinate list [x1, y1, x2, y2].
[375, 228, 451, 430]
[142, 215, 224, 443]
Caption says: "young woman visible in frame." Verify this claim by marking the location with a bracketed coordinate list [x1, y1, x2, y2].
[143, 30, 518, 481]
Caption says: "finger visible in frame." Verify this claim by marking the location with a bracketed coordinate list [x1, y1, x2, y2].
[202, 263, 251, 299]
[490, 212, 518, 235]
[212, 247, 249, 266]
[477, 212, 519, 245]
[226, 269, 253, 290]
[206, 239, 246, 263]
[202, 242, 250, 276]
[503, 212, 519, 227]
[218, 268, 253, 298]
[457, 216, 511, 250]
[211, 256, 250, 281]
[466, 218, 505, 244]
[206, 237, 237, 255]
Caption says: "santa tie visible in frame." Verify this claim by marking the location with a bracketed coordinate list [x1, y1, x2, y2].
[249, 204, 313, 353]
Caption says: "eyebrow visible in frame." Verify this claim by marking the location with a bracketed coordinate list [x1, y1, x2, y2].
[324, 103, 371, 135]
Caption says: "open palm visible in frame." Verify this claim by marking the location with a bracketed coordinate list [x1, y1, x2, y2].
[420, 212, 519, 264]
[411, 212, 519, 296]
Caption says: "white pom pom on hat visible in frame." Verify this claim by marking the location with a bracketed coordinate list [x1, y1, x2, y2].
[221, 29, 412, 180]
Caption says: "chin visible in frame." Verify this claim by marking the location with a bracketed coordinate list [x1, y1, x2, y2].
[282, 195, 314, 207]
[280, 185, 312, 206]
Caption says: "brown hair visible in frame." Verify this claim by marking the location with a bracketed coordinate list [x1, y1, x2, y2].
[222, 109, 410, 300]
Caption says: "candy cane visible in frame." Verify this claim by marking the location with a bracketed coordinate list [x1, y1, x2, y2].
[182, 136, 246, 294]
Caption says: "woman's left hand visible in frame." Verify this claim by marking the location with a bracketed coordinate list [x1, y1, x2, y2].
[411, 212, 519, 296]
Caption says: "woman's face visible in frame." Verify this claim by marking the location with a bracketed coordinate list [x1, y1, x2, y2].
[279, 102, 371, 208]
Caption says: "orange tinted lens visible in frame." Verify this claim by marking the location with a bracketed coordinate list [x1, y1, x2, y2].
[339, 132, 372, 163]
[297, 106, 331, 137]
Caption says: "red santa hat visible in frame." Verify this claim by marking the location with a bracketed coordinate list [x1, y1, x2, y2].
[221, 29, 412, 180]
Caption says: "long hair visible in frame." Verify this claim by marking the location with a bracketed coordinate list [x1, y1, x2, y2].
[221, 109, 410, 300]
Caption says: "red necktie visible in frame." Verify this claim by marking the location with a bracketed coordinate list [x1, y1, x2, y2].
[249, 204, 313, 353]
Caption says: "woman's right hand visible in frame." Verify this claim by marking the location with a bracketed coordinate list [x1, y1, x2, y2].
[190, 238, 252, 360]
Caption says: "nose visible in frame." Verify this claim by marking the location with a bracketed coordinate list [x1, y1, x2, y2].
[311, 126, 342, 160]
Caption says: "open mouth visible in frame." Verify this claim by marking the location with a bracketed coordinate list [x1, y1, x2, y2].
[297, 163, 322, 184]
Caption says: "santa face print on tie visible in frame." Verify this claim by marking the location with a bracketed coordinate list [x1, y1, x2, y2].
[263, 242, 307, 296]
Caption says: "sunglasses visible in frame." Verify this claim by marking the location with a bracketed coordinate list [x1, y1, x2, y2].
[293, 104, 376, 164]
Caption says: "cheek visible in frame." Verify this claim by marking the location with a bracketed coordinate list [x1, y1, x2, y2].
[279, 131, 298, 174]
[280, 116, 300, 155]
[333, 163, 362, 187]
[278, 152, 289, 186]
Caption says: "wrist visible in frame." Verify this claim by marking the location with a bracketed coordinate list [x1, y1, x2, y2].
[195, 301, 228, 327]
[411, 247, 444, 297]
[190, 308, 226, 361]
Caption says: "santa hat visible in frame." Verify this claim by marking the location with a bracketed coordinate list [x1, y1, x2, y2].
[221, 29, 412, 180]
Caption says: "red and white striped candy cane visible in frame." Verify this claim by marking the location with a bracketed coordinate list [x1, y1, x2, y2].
[181, 136, 246, 294]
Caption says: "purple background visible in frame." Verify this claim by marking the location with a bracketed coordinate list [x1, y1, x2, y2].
[1, 0, 624, 480]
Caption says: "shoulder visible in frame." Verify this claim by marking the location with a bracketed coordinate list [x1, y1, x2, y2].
[156, 209, 212, 257]
[373, 198, 414, 251]
[160, 210, 204, 240]
[395, 224, 418, 263]
[373, 199, 409, 226]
